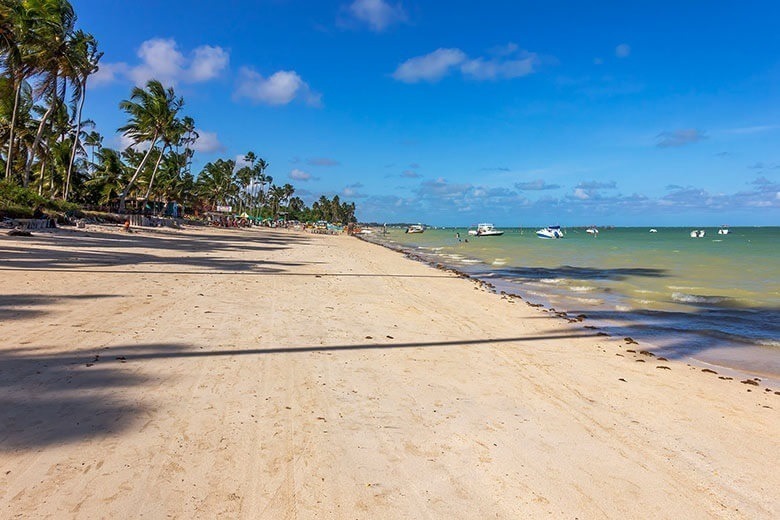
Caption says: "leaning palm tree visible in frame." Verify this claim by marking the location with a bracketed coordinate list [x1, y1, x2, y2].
[22, 0, 79, 187]
[117, 79, 183, 212]
[64, 30, 101, 200]
[2, 0, 34, 181]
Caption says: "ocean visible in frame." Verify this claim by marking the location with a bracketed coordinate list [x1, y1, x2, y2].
[365, 226, 780, 380]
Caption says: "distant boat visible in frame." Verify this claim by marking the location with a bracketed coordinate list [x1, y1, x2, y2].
[536, 226, 564, 239]
[586, 227, 599, 236]
[406, 224, 425, 234]
[690, 230, 706, 238]
[468, 223, 504, 237]
[649, 229, 658, 233]
[718, 226, 730, 235]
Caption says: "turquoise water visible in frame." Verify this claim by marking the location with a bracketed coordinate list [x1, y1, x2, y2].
[367, 227, 780, 378]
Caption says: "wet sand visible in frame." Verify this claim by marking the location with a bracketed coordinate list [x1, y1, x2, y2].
[0, 225, 778, 518]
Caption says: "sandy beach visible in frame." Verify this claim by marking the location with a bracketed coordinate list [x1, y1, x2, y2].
[0, 225, 777, 519]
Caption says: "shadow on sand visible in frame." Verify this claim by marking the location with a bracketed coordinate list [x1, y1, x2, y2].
[0, 228, 315, 273]
[0, 332, 596, 451]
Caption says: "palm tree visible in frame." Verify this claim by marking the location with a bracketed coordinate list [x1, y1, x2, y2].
[2, 0, 32, 181]
[83, 129, 102, 169]
[117, 79, 183, 212]
[86, 147, 125, 207]
[196, 158, 237, 208]
[64, 30, 101, 200]
[22, 0, 79, 187]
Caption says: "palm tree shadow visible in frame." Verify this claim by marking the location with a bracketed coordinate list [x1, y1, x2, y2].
[0, 332, 595, 451]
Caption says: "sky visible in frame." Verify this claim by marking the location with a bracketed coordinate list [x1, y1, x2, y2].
[75, 0, 780, 226]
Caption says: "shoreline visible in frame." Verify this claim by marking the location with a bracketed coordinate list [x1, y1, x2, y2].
[358, 230, 780, 385]
[1, 225, 778, 518]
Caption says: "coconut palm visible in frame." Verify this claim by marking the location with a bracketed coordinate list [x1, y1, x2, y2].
[86, 147, 126, 207]
[196, 158, 237, 208]
[83, 129, 102, 169]
[22, 0, 79, 186]
[117, 79, 183, 212]
[2, 0, 34, 181]
[64, 30, 101, 200]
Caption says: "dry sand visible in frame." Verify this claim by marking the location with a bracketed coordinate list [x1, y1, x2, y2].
[0, 225, 777, 519]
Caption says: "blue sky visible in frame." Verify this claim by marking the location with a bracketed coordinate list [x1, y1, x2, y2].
[76, 0, 779, 225]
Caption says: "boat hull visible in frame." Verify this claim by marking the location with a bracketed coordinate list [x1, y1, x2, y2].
[536, 227, 563, 239]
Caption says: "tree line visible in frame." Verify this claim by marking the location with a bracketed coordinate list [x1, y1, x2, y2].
[0, 0, 357, 223]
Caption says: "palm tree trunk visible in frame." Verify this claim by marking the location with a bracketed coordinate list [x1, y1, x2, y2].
[118, 135, 159, 213]
[65, 77, 88, 201]
[24, 102, 57, 188]
[37, 159, 46, 196]
[4, 79, 22, 180]
[141, 144, 166, 204]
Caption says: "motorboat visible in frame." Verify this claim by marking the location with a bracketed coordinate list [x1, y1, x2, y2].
[718, 226, 730, 235]
[536, 226, 564, 239]
[690, 230, 706, 238]
[586, 227, 599, 236]
[468, 223, 504, 237]
[406, 224, 425, 234]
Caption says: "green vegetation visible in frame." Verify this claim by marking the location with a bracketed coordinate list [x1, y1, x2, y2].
[0, 0, 357, 223]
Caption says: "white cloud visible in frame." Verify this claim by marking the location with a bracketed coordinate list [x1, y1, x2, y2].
[573, 188, 590, 200]
[347, 0, 407, 32]
[234, 154, 252, 170]
[192, 130, 224, 153]
[234, 67, 322, 106]
[393, 48, 467, 83]
[615, 43, 631, 58]
[290, 168, 314, 181]
[460, 55, 536, 80]
[189, 45, 230, 82]
[116, 133, 151, 152]
[393, 44, 539, 83]
[95, 38, 229, 87]
[90, 62, 129, 87]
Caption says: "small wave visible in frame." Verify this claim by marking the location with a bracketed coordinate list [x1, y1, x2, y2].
[571, 297, 603, 305]
[461, 259, 482, 264]
[671, 292, 731, 305]
[492, 260, 507, 266]
[539, 278, 565, 285]
[615, 305, 632, 311]
[569, 286, 595, 292]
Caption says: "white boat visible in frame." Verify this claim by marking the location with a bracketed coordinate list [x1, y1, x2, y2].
[690, 230, 706, 238]
[468, 223, 504, 237]
[718, 226, 730, 235]
[586, 227, 599, 235]
[649, 229, 658, 233]
[536, 226, 564, 239]
[406, 224, 425, 234]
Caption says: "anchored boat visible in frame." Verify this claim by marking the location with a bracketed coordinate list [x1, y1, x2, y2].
[536, 226, 564, 239]
[468, 223, 504, 237]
